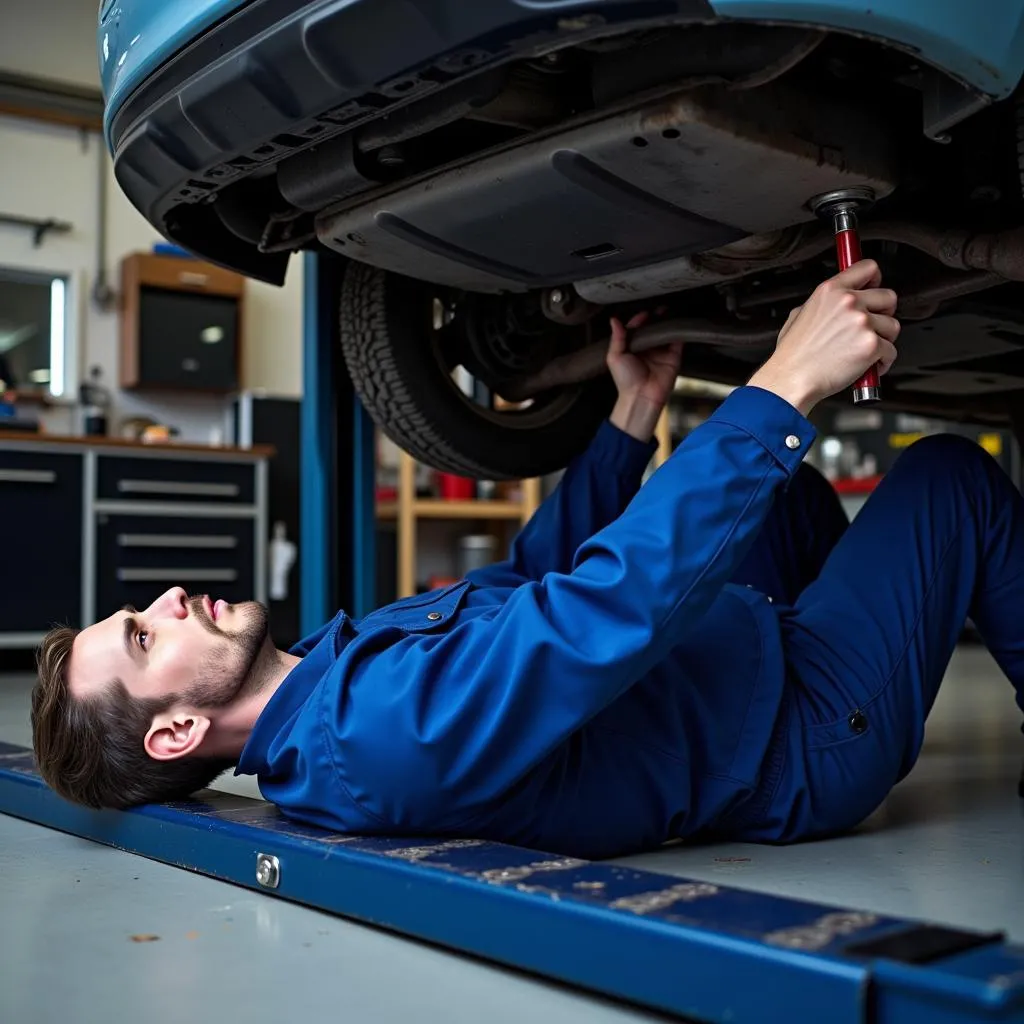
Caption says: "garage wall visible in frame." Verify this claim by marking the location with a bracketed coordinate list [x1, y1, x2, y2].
[0, 114, 304, 439]
[0, 0, 305, 438]
[0, 0, 104, 90]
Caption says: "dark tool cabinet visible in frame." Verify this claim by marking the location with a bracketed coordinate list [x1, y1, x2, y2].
[0, 450, 83, 635]
[0, 437, 268, 649]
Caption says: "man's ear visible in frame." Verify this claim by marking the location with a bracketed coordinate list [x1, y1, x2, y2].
[145, 710, 211, 761]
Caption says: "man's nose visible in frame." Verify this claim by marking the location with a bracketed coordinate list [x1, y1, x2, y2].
[145, 587, 188, 620]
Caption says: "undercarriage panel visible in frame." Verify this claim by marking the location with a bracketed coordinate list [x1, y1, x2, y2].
[317, 80, 898, 292]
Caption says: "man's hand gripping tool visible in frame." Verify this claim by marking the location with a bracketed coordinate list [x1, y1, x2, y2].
[810, 186, 880, 404]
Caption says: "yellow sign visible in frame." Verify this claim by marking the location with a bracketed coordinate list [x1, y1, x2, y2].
[888, 432, 925, 449]
[978, 433, 1003, 457]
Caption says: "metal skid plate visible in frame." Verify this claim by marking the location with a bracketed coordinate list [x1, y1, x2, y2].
[1, 740, 1021, 1024]
[317, 78, 896, 294]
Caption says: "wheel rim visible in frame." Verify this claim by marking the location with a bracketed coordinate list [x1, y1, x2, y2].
[428, 294, 595, 432]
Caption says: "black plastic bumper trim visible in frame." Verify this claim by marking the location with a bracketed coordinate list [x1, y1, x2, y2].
[106, 0, 716, 283]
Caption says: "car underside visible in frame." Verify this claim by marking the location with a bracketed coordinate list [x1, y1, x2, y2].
[106, 10, 1024, 478]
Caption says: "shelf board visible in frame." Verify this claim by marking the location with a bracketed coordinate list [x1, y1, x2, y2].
[377, 499, 526, 520]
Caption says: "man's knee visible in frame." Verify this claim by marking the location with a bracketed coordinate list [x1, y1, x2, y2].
[883, 433, 1013, 513]
[895, 432, 996, 478]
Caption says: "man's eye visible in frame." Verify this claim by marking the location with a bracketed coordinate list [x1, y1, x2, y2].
[137, 630, 149, 650]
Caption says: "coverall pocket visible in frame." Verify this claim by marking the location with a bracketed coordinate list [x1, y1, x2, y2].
[355, 579, 472, 634]
[795, 685, 902, 836]
[791, 657, 876, 754]
[804, 706, 874, 752]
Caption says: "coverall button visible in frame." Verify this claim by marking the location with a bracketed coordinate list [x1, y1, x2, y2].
[785, 434, 801, 450]
[426, 611, 442, 621]
[848, 710, 868, 734]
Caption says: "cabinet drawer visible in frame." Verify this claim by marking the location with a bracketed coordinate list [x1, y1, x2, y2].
[96, 455, 255, 504]
[0, 450, 82, 631]
[94, 513, 255, 619]
[0, 449, 79, 479]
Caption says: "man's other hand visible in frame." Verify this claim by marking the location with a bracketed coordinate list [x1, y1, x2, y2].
[607, 312, 683, 441]
[748, 259, 899, 417]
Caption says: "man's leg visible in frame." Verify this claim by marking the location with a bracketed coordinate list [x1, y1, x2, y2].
[729, 463, 850, 606]
[751, 433, 1024, 841]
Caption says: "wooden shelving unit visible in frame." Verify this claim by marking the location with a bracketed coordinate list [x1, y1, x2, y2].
[377, 392, 686, 600]
[651, 378, 736, 469]
[377, 499, 527, 520]
[654, 407, 672, 468]
[380, 448, 541, 598]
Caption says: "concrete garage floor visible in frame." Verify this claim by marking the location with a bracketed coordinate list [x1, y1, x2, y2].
[0, 645, 1022, 1024]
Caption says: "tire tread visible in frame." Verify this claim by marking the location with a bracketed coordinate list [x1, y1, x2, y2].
[339, 262, 616, 478]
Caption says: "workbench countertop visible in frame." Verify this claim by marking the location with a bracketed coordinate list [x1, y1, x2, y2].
[0, 431, 274, 459]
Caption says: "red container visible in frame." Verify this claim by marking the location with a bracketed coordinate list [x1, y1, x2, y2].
[436, 472, 475, 499]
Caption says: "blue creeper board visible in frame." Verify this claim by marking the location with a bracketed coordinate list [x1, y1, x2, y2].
[1, 741, 1022, 1023]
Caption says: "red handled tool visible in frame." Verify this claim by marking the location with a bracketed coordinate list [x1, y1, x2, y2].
[810, 186, 880, 404]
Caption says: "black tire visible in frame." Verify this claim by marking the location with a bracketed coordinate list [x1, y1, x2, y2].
[339, 262, 617, 479]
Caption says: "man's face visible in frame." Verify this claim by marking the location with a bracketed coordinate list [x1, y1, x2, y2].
[69, 587, 270, 710]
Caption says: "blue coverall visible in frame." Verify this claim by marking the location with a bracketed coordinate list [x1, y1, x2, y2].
[236, 386, 1024, 858]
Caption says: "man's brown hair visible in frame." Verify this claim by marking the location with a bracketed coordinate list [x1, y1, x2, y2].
[31, 626, 235, 809]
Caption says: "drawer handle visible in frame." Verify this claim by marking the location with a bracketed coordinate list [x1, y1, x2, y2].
[117, 569, 238, 583]
[117, 480, 240, 497]
[117, 534, 238, 550]
[0, 469, 56, 485]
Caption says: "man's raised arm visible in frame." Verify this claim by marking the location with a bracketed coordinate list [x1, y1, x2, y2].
[464, 313, 682, 588]
[326, 262, 901, 826]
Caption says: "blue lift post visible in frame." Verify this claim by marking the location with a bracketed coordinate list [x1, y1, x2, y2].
[0, 743, 1022, 1024]
[300, 251, 376, 630]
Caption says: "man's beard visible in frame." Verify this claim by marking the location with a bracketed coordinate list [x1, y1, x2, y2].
[180, 596, 271, 709]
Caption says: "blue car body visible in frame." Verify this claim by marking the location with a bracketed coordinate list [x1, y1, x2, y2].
[99, 0, 248, 137]
[95, 0, 1024, 480]
[99, 0, 1024, 144]
[94, 0, 1024, 288]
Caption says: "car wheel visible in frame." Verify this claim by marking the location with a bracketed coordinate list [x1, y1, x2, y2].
[339, 261, 617, 479]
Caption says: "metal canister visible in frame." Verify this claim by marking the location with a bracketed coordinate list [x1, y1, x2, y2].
[457, 534, 497, 577]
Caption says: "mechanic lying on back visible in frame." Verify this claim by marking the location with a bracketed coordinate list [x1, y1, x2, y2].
[31, 260, 1024, 859]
